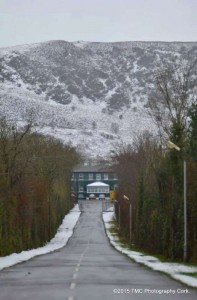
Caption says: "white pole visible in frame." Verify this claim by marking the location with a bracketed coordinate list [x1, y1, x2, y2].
[119, 204, 121, 231]
[183, 159, 187, 261]
[130, 202, 132, 244]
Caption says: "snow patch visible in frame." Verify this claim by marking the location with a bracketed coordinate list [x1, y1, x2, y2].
[0, 204, 81, 271]
[103, 211, 197, 288]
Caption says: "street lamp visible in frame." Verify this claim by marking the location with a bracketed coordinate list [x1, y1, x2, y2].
[123, 195, 132, 244]
[167, 140, 181, 151]
[167, 140, 187, 262]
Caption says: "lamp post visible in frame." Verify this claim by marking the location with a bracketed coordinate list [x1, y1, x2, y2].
[167, 140, 187, 262]
[183, 159, 187, 262]
[123, 195, 132, 244]
[114, 200, 121, 230]
[119, 202, 121, 231]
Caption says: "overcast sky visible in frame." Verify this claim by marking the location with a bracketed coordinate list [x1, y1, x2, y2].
[0, 0, 196, 48]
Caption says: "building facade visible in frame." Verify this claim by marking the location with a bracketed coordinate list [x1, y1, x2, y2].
[71, 165, 118, 200]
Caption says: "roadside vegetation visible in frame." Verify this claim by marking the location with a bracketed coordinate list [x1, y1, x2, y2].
[112, 58, 197, 263]
[0, 117, 80, 256]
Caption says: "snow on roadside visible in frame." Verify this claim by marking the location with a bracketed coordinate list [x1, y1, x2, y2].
[0, 204, 81, 271]
[103, 211, 197, 288]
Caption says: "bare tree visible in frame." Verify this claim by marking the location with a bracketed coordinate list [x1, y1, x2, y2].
[148, 58, 197, 144]
[0, 117, 34, 187]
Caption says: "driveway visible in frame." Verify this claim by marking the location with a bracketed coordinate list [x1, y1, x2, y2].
[0, 200, 196, 300]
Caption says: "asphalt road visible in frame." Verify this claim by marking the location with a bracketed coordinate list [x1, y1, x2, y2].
[0, 200, 196, 300]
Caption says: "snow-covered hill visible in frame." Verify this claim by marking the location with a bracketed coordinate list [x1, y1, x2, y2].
[0, 40, 196, 158]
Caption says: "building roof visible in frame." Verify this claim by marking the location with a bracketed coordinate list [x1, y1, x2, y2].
[73, 164, 112, 173]
[87, 181, 109, 187]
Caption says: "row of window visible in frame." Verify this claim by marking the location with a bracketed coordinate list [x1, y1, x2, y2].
[87, 187, 110, 193]
[79, 173, 109, 180]
[78, 185, 117, 192]
[72, 173, 118, 180]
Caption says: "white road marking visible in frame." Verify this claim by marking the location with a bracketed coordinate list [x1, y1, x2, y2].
[75, 267, 79, 272]
[68, 297, 74, 300]
[72, 273, 77, 279]
[77, 263, 80, 267]
[70, 282, 76, 289]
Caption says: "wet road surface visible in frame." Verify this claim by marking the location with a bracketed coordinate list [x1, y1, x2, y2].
[0, 200, 197, 300]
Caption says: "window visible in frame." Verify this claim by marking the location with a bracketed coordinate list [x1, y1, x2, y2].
[96, 173, 101, 181]
[103, 187, 109, 193]
[79, 185, 83, 192]
[113, 173, 118, 180]
[89, 173, 93, 180]
[104, 173, 108, 180]
[114, 184, 118, 190]
[79, 173, 84, 180]
[88, 187, 94, 193]
[71, 174, 74, 181]
[87, 186, 109, 193]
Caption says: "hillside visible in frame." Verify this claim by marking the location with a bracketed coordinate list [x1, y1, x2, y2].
[0, 40, 196, 158]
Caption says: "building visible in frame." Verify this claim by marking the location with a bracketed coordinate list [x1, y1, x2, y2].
[87, 182, 110, 195]
[71, 164, 118, 200]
